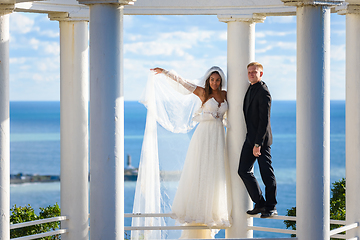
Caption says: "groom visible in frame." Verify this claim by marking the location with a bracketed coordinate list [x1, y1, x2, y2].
[238, 62, 277, 218]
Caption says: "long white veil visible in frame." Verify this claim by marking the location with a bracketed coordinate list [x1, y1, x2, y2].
[131, 67, 226, 240]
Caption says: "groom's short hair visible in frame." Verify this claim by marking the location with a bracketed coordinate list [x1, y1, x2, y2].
[247, 62, 263, 71]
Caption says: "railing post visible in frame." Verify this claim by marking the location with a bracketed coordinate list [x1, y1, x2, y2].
[0, 4, 13, 240]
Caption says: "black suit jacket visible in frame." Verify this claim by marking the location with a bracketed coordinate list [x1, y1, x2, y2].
[243, 81, 273, 147]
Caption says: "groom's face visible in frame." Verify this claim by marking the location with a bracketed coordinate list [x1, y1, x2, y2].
[247, 65, 263, 85]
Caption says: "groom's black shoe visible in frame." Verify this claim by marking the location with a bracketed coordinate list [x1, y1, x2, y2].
[260, 208, 278, 218]
[246, 205, 265, 215]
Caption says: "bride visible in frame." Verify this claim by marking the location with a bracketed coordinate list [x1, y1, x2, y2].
[150, 67, 232, 238]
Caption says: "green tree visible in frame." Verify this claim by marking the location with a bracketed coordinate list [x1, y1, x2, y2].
[10, 203, 61, 239]
[284, 178, 346, 238]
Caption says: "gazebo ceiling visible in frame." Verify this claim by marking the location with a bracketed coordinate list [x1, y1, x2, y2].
[13, 0, 299, 16]
[125, 0, 298, 16]
[13, 0, 348, 18]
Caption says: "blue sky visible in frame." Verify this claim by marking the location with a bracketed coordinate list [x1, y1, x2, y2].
[9, 11, 346, 101]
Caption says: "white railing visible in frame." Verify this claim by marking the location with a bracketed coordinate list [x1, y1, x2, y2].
[329, 222, 359, 239]
[249, 214, 296, 235]
[125, 213, 359, 239]
[10, 216, 67, 240]
[125, 213, 227, 231]
[126, 213, 295, 234]
[10, 213, 357, 239]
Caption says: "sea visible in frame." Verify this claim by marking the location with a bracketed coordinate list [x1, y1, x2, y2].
[9, 100, 346, 239]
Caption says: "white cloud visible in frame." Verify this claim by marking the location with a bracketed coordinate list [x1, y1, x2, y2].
[125, 29, 224, 60]
[32, 22, 59, 38]
[331, 15, 346, 27]
[256, 41, 296, 53]
[32, 73, 45, 82]
[10, 12, 59, 39]
[257, 55, 297, 100]
[154, 15, 170, 22]
[10, 36, 60, 57]
[331, 44, 345, 61]
[332, 29, 345, 37]
[10, 13, 35, 34]
[330, 61, 345, 100]
[29, 38, 40, 50]
[257, 40, 267, 45]
[10, 57, 27, 64]
[32, 73, 59, 82]
[10, 56, 59, 84]
[36, 57, 59, 72]
[256, 45, 274, 53]
[218, 31, 227, 41]
[10, 78, 60, 101]
[256, 30, 296, 38]
[126, 41, 190, 56]
[255, 52, 346, 100]
[9, 34, 15, 44]
[43, 41, 60, 56]
[267, 16, 296, 24]
[278, 42, 296, 49]
[126, 33, 143, 41]
[124, 15, 135, 28]
[161, 30, 213, 42]
[37, 29, 59, 38]
[10, 57, 60, 100]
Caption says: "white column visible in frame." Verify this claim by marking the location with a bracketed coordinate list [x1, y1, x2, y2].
[285, 0, 338, 238]
[0, 5, 12, 240]
[339, 2, 360, 238]
[218, 14, 264, 239]
[88, 5, 123, 239]
[77, 1, 133, 239]
[56, 17, 89, 240]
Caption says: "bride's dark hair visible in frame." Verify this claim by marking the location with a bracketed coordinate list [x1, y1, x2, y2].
[203, 71, 222, 105]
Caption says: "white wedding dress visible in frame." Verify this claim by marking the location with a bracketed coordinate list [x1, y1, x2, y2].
[172, 97, 232, 238]
[132, 68, 232, 240]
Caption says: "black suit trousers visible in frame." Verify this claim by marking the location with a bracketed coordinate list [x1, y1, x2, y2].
[238, 140, 277, 208]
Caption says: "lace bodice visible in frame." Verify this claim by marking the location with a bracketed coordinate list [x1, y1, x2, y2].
[193, 98, 228, 124]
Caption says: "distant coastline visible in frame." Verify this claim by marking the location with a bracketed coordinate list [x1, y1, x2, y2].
[10, 173, 60, 184]
[10, 170, 139, 184]
[10, 169, 183, 184]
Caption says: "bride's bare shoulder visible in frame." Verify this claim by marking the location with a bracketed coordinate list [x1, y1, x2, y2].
[221, 90, 227, 99]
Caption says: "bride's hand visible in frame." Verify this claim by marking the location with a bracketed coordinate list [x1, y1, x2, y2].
[150, 67, 164, 75]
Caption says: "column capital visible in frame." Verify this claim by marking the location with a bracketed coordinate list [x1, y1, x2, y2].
[48, 10, 89, 22]
[282, 0, 344, 6]
[77, 0, 135, 5]
[0, 4, 14, 15]
[217, 14, 265, 23]
[336, 2, 360, 14]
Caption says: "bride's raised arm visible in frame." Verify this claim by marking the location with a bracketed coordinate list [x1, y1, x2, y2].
[151, 67, 205, 101]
